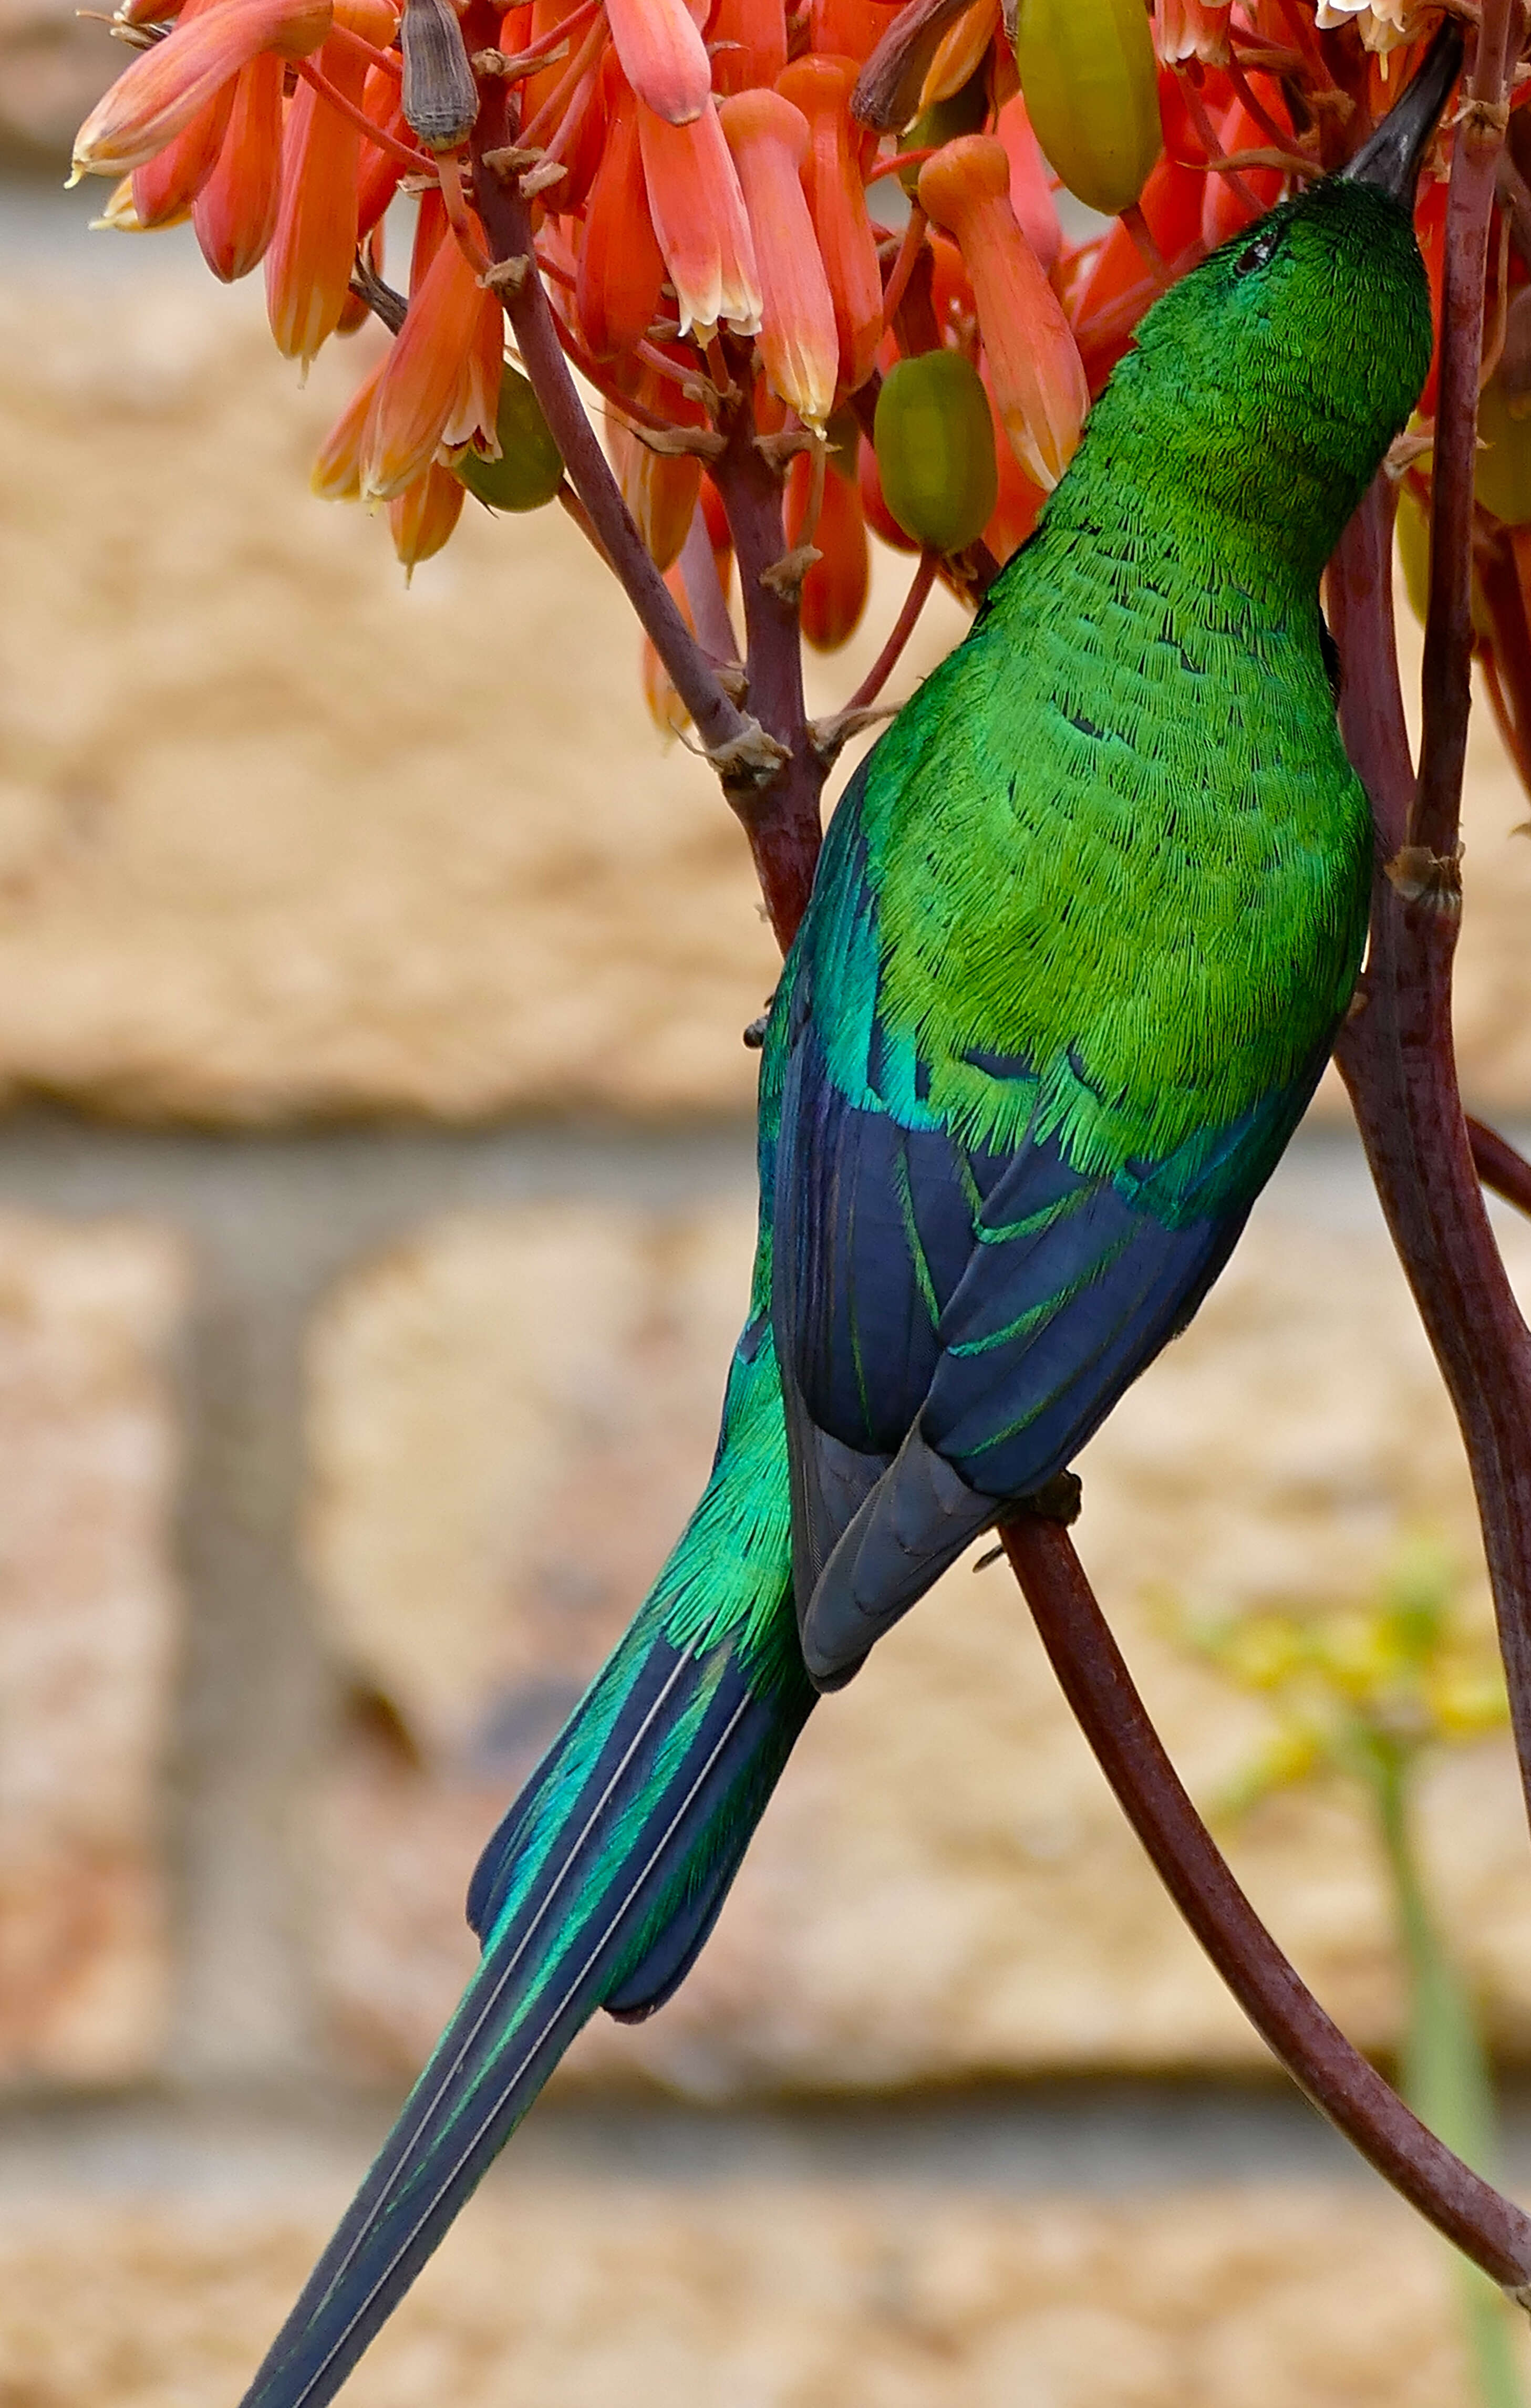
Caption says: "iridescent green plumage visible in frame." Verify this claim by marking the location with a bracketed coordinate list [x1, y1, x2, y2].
[239, 50, 1451, 2408]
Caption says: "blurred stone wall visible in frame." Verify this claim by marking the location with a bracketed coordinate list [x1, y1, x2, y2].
[3, 189, 1531, 2405]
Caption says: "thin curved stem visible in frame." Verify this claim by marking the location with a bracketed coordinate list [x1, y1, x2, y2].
[1470, 1116, 1531, 1219]
[1413, 0, 1518, 858]
[1331, 473, 1531, 1833]
[845, 548, 938, 713]
[1001, 1512, 1531, 2295]
[469, 96, 773, 791]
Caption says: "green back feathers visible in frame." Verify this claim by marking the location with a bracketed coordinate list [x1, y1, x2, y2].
[841, 173, 1432, 1189]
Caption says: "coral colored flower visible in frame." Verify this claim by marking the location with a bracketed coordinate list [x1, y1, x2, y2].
[355, 62, 412, 242]
[131, 77, 234, 225]
[777, 55, 882, 401]
[265, 0, 396, 366]
[313, 351, 387, 499]
[719, 87, 837, 427]
[638, 97, 762, 338]
[917, 0, 999, 114]
[363, 210, 499, 496]
[1154, 0, 1230, 66]
[808, 0, 889, 63]
[709, 0, 787, 100]
[388, 462, 465, 576]
[608, 416, 704, 572]
[192, 50, 285, 276]
[979, 358, 1043, 563]
[577, 59, 666, 361]
[785, 443, 869, 651]
[994, 91, 1060, 273]
[605, 0, 710, 125]
[919, 136, 1088, 490]
[70, 0, 331, 181]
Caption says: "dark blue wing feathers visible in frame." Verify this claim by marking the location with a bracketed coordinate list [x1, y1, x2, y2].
[773, 819, 1329, 1688]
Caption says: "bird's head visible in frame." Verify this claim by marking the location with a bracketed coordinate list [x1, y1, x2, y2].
[1089, 23, 1460, 568]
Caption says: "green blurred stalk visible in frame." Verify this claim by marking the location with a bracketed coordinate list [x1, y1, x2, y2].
[1368, 1740, 1525, 2408]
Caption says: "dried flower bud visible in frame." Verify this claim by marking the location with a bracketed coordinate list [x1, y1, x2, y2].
[400, 0, 478, 150]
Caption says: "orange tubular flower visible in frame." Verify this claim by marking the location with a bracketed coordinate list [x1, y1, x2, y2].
[638, 98, 763, 338]
[918, 135, 1088, 490]
[192, 50, 285, 276]
[131, 79, 235, 226]
[605, 0, 710, 123]
[265, 0, 397, 366]
[776, 55, 882, 402]
[917, 0, 999, 112]
[388, 462, 466, 576]
[363, 208, 500, 496]
[709, 0, 787, 99]
[719, 88, 838, 429]
[1199, 95, 1284, 247]
[577, 60, 666, 361]
[980, 357, 1044, 563]
[609, 417, 703, 572]
[70, 0, 331, 181]
[809, 0, 895, 63]
[994, 91, 1060, 274]
[785, 444, 869, 651]
[355, 63, 411, 242]
[312, 350, 387, 498]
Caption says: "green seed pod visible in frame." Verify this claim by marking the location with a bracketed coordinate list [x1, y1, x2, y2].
[899, 66, 990, 193]
[873, 350, 998, 554]
[1013, 0, 1161, 220]
[456, 366, 565, 513]
[1474, 373, 1531, 528]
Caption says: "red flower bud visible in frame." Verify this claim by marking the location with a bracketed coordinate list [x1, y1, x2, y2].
[577, 58, 666, 360]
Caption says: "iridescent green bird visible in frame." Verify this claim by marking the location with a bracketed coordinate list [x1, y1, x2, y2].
[240, 38, 1455, 2408]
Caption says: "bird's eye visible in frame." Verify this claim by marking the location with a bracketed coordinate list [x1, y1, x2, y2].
[1233, 226, 1282, 276]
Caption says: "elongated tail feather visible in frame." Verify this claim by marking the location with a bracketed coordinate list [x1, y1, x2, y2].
[240, 1324, 813, 2408]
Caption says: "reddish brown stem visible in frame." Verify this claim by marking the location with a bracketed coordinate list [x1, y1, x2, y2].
[1330, 476, 1531, 1831]
[470, 101, 766, 786]
[1470, 1115, 1531, 1218]
[1413, 0, 1516, 858]
[295, 58, 430, 169]
[709, 399, 829, 947]
[845, 548, 938, 712]
[1001, 1513, 1531, 2294]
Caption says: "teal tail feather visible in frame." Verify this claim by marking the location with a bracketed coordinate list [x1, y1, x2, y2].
[240, 1324, 813, 2408]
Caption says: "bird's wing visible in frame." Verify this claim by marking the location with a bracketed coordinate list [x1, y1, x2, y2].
[774, 819, 1328, 1690]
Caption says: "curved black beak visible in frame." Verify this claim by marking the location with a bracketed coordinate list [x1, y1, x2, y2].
[1340, 18, 1464, 206]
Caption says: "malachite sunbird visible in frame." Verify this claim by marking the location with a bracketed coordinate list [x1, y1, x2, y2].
[241, 32, 1460, 2408]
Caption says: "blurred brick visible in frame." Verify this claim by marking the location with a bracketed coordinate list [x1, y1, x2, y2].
[0, 2176, 1492, 2408]
[0, 271, 1528, 1123]
[0, 1212, 186, 2083]
[304, 1188, 1531, 2091]
[0, 0, 115, 161]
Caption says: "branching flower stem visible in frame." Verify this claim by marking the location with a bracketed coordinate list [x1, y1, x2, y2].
[471, 94, 814, 938]
[998, 1511, 1531, 2296]
[1325, 3, 1531, 1846]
